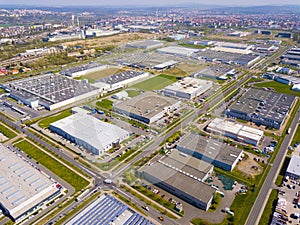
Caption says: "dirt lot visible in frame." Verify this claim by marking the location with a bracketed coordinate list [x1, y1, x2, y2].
[62, 33, 161, 48]
[237, 154, 263, 178]
[82, 67, 125, 82]
[163, 63, 208, 76]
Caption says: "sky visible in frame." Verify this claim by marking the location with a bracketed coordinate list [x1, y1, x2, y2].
[1, 0, 300, 7]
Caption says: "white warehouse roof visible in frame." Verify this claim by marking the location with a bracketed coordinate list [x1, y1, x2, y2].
[0, 144, 61, 220]
[157, 46, 199, 56]
[287, 155, 300, 177]
[207, 118, 264, 145]
[50, 114, 129, 155]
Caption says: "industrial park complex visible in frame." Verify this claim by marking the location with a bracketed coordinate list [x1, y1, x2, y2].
[0, 4, 300, 225]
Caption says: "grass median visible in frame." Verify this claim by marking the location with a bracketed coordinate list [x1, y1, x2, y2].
[14, 139, 89, 192]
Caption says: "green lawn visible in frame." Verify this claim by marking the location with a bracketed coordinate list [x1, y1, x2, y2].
[254, 81, 300, 97]
[38, 110, 72, 128]
[275, 157, 291, 186]
[96, 99, 113, 111]
[292, 124, 300, 146]
[0, 123, 17, 139]
[258, 189, 279, 225]
[131, 74, 178, 91]
[14, 140, 89, 191]
[126, 90, 141, 97]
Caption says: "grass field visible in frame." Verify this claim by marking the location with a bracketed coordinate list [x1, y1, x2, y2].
[81, 67, 125, 83]
[126, 90, 141, 97]
[254, 81, 300, 97]
[132, 74, 178, 91]
[0, 123, 17, 139]
[14, 140, 89, 191]
[96, 99, 113, 111]
[38, 110, 72, 128]
[292, 124, 300, 146]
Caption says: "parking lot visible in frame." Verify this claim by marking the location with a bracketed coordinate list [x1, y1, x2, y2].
[279, 178, 300, 224]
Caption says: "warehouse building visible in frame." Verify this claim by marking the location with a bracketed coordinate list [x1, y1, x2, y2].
[50, 113, 129, 156]
[2, 74, 100, 111]
[176, 133, 243, 171]
[139, 152, 215, 211]
[66, 194, 154, 225]
[196, 50, 260, 66]
[0, 144, 62, 221]
[157, 46, 200, 57]
[113, 92, 181, 124]
[96, 70, 149, 91]
[226, 88, 295, 129]
[192, 66, 237, 80]
[286, 155, 300, 180]
[126, 40, 163, 49]
[161, 77, 213, 99]
[281, 47, 300, 67]
[206, 118, 264, 146]
[153, 60, 178, 71]
[60, 63, 108, 78]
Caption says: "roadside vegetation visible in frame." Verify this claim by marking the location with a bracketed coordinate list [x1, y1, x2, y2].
[14, 139, 89, 191]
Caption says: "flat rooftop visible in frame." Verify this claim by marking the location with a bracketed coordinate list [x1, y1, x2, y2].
[176, 133, 243, 166]
[60, 62, 104, 75]
[157, 46, 200, 56]
[0, 144, 60, 219]
[229, 88, 295, 123]
[193, 65, 235, 79]
[162, 149, 213, 180]
[3, 74, 99, 106]
[66, 194, 153, 225]
[141, 160, 215, 204]
[96, 70, 146, 85]
[196, 49, 259, 64]
[163, 77, 212, 95]
[50, 113, 129, 153]
[114, 92, 180, 120]
[287, 155, 300, 177]
[126, 40, 163, 48]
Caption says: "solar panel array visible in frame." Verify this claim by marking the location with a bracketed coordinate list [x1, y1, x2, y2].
[67, 194, 154, 225]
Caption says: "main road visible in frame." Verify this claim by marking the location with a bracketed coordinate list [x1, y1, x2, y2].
[245, 106, 300, 225]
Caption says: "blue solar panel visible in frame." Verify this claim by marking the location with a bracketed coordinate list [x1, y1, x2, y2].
[69, 195, 153, 225]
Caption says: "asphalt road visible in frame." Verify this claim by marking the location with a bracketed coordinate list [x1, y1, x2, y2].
[245, 107, 300, 225]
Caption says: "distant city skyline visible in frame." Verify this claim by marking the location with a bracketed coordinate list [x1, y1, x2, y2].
[1, 0, 300, 7]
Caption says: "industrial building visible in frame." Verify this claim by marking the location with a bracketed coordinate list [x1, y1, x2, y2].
[161, 77, 213, 99]
[113, 92, 181, 124]
[192, 66, 237, 80]
[226, 88, 295, 129]
[96, 70, 149, 91]
[196, 50, 260, 66]
[157, 46, 200, 57]
[212, 41, 253, 54]
[176, 133, 243, 171]
[153, 60, 178, 71]
[2, 74, 100, 111]
[286, 155, 300, 180]
[0, 144, 62, 221]
[126, 40, 163, 49]
[206, 118, 264, 146]
[280, 47, 300, 67]
[139, 151, 215, 211]
[60, 63, 108, 78]
[50, 113, 129, 156]
[66, 194, 154, 225]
